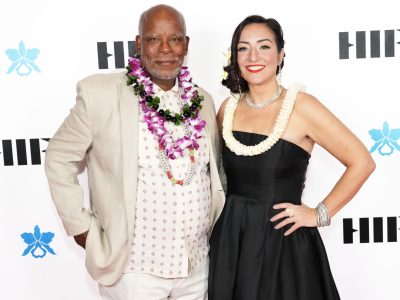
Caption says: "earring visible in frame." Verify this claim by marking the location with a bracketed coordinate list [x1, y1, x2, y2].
[237, 77, 242, 100]
[277, 64, 282, 85]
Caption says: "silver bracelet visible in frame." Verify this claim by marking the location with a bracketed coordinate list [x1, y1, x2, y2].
[316, 202, 331, 227]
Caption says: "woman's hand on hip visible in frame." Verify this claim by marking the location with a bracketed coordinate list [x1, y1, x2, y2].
[270, 203, 317, 236]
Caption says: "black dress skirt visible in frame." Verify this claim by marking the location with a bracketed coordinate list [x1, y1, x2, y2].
[208, 131, 340, 300]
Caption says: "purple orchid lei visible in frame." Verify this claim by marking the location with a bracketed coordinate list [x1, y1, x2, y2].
[126, 56, 206, 160]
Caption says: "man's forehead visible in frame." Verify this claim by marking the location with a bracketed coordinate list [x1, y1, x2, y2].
[143, 15, 183, 28]
[141, 18, 185, 37]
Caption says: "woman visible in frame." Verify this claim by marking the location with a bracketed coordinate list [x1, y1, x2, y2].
[208, 15, 375, 300]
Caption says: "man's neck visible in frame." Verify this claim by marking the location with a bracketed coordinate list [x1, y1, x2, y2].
[151, 77, 176, 91]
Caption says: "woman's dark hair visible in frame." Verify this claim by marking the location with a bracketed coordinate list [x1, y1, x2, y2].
[222, 15, 285, 93]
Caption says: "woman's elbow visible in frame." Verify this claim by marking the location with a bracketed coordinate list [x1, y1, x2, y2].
[361, 154, 376, 177]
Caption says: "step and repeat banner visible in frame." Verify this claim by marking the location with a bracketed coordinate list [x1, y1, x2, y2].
[1, 0, 398, 299]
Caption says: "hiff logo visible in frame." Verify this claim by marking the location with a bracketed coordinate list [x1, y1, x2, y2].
[343, 217, 398, 244]
[0, 138, 49, 166]
[369, 122, 400, 156]
[339, 29, 400, 59]
[97, 41, 137, 69]
[21, 225, 56, 258]
[5, 41, 41, 76]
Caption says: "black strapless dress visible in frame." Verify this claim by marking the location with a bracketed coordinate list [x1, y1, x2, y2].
[209, 131, 340, 300]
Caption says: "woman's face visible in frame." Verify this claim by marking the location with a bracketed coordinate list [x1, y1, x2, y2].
[237, 23, 284, 87]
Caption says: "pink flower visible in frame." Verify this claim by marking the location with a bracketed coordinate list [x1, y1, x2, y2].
[180, 79, 193, 90]
[178, 67, 190, 81]
[193, 120, 206, 131]
[128, 57, 141, 73]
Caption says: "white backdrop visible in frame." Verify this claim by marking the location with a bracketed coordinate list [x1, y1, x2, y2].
[1, 0, 399, 299]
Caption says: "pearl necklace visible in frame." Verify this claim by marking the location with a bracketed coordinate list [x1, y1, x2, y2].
[245, 85, 283, 109]
[158, 145, 195, 186]
[223, 83, 304, 156]
[157, 111, 196, 186]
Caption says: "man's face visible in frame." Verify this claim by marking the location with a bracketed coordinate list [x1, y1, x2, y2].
[136, 11, 189, 85]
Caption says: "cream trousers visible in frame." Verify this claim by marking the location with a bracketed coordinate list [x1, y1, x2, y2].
[99, 262, 208, 300]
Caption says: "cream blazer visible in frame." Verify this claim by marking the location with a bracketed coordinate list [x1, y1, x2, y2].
[45, 72, 225, 285]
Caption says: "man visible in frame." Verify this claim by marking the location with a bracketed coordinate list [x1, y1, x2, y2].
[45, 4, 225, 299]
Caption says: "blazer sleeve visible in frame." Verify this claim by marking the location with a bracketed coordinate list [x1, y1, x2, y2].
[45, 80, 93, 236]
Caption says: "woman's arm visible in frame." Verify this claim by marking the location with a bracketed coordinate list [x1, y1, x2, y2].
[272, 93, 375, 235]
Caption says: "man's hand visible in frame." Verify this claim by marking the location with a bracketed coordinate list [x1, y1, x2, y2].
[73, 231, 88, 249]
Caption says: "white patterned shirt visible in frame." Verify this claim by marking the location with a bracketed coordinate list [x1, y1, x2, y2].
[124, 82, 211, 278]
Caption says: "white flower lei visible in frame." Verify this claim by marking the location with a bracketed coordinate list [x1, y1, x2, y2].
[222, 83, 304, 156]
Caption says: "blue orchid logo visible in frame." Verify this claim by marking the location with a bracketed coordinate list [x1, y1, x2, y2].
[21, 225, 56, 258]
[5, 41, 41, 76]
[369, 122, 400, 156]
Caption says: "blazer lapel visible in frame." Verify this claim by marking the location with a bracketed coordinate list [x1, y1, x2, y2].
[118, 78, 139, 234]
[200, 97, 219, 165]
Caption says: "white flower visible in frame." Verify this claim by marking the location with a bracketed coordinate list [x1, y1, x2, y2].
[222, 83, 304, 156]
